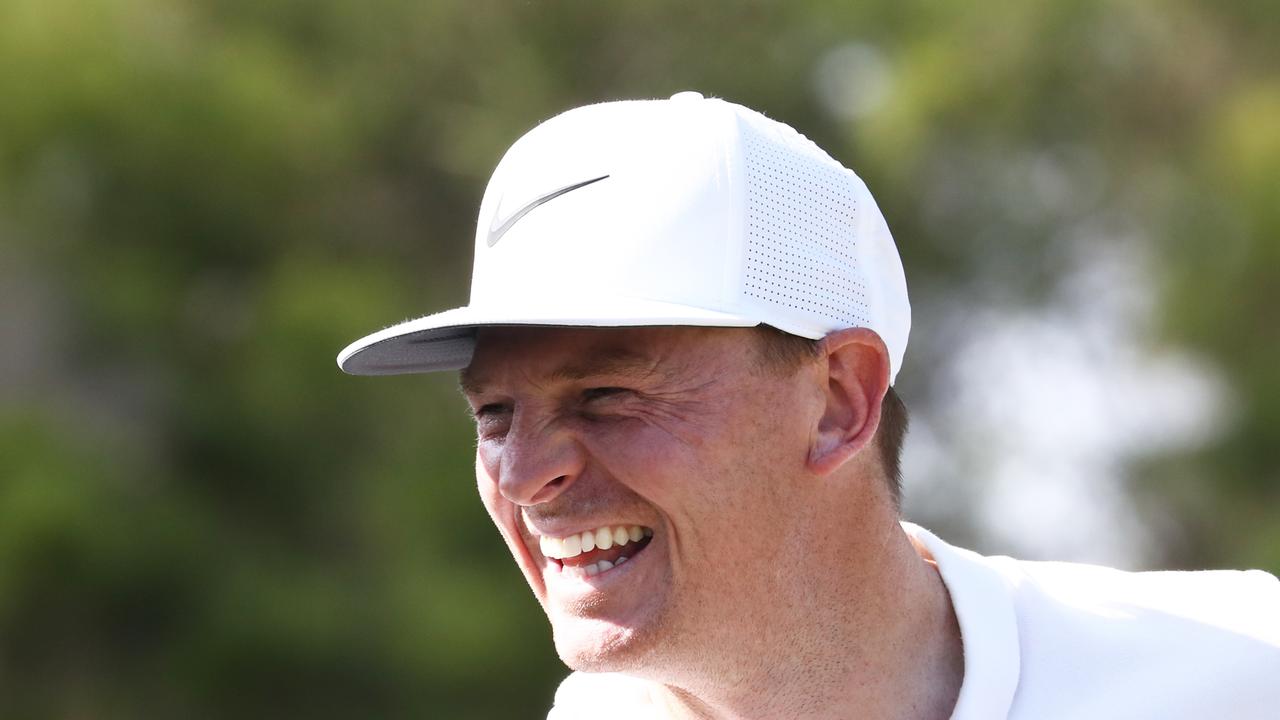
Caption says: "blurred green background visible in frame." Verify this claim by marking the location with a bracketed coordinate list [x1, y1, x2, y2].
[1, 0, 1277, 717]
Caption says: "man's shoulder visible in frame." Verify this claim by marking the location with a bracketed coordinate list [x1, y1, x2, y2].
[1009, 561, 1280, 717]
[908, 524, 1280, 719]
[905, 521, 1280, 643]
[1006, 555, 1280, 643]
[923, 524, 1280, 659]
[547, 671, 656, 719]
[906, 520, 1274, 717]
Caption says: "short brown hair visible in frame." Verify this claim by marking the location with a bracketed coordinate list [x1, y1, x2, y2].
[752, 325, 907, 507]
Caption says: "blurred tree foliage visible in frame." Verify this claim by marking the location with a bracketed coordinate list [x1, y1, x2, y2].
[0, 0, 1276, 717]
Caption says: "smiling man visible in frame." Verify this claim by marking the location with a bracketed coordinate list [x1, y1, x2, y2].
[338, 93, 1280, 719]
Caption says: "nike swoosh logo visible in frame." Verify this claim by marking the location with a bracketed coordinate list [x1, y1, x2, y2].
[486, 174, 610, 247]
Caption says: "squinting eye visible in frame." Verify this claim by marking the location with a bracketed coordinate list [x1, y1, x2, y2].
[471, 403, 512, 425]
[471, 403, 512, 440]
[582, 387, 630, 402]
[475, 403, 509, 417]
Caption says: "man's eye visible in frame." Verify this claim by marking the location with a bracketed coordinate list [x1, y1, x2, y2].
[471, 403, 512, 433]
[582, 387, 630, 402]
[475, 403, 508, 416]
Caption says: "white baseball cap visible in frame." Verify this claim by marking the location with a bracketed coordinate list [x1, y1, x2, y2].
[337, 91, 911, 383]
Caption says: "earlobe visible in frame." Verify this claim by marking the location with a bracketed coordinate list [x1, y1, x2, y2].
[806, 328, 892, 476]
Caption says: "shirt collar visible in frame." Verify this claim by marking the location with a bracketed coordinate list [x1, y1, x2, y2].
[901, 522, 1022, 720]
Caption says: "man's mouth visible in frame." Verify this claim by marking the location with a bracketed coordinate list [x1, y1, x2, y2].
[538, 525, 654, 578]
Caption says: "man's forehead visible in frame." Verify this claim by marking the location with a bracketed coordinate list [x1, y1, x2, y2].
[458, 325, 747, 394]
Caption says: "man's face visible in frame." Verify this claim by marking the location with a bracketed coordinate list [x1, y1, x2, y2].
[460, 326, 823, 672]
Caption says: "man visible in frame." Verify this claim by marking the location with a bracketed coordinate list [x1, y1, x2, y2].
[338, 93, 1280, 719]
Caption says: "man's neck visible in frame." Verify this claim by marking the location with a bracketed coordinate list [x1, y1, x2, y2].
[644, 514, 964, 720]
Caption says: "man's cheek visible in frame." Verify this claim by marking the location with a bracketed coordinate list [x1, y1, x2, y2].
[475, 453, 508, 526]
[475, 453, 533, 564]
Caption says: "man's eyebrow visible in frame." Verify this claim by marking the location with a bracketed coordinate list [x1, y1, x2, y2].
[457, 372, 487, 396]
[549, 348, 663, 384]
[458, 347, 664, 396]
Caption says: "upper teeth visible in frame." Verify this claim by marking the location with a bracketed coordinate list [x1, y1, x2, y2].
[540, 525, 652, 559]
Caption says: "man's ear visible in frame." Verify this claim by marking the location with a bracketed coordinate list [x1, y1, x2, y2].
[806, 327, 892, 476]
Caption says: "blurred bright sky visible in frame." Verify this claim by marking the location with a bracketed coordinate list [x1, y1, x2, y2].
[902, 222, 1228, 568]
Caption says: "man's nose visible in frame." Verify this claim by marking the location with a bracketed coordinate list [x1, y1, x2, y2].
[497, 415, 584, 506]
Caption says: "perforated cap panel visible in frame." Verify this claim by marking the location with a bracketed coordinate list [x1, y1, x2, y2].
[739, 115, 871, 332]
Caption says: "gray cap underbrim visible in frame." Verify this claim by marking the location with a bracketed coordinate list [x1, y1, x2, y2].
[336, 300, 759, 376]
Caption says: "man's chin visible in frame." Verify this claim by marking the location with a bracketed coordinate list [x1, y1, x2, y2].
[551, 615, 658, 673]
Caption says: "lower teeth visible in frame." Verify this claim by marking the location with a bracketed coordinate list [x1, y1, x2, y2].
[577, 555, 629, 578]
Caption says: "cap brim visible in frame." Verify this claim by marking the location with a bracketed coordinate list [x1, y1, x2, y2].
[336, 298, 757, 375]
